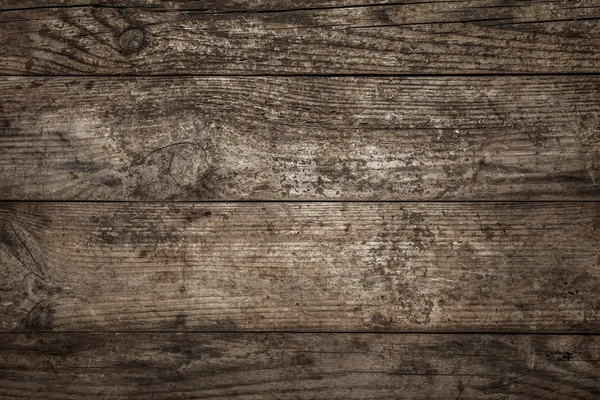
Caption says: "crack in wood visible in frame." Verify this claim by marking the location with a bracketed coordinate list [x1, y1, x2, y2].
[1, 220, 45, 281]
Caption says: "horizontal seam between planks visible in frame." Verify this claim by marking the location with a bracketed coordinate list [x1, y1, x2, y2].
[1, 330, 599, 335]
[0, 200, 599, 204]
[4, 73, 600, 78]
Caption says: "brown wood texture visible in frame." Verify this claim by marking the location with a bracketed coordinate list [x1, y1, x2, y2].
[2, 76, 600, 201]
[1, 1, 600, 75]
[0, 333, 598, 399]
[2, 1, 600, 397]
[1, 202, 598, 333]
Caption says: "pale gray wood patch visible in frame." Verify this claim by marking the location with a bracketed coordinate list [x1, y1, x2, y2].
[1, 202, 598, 332]
[1, 77, 599, 200]
[1, 1, 600, 74]
[0, 333, 598, 399]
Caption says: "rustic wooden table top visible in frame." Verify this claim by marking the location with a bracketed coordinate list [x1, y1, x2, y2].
[1, 1, 599, 399]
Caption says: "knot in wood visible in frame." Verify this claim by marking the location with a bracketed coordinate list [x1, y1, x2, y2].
[118, 28, 145, 51]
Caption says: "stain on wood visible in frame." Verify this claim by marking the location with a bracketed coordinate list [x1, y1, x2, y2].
[1, 77, 599, 200]
[1, 202, 598, 332]
[0, 333, 598, 399]
[1, 1, 600, 75]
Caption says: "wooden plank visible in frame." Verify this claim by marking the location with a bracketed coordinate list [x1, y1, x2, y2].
[2, 76, 600, 201]
[0, 332, 598, 399]
[2, 1, 600, 75]
[1, 202, 598, 332]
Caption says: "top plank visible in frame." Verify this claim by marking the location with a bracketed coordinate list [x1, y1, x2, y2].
[1, 0, 600, 75]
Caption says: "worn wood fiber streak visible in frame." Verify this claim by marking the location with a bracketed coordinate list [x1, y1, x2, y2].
[1, 202, 598, 332]
[2, 76, 600, 200]
[0, 333, 599, 399]
[2, 1, 600, 75]
[0, 0, 530, 12]
[0, 0, 463, 12]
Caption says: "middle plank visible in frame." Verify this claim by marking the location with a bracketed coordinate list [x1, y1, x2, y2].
[1, 202, 598, 332]
[1, 76, 599, 200]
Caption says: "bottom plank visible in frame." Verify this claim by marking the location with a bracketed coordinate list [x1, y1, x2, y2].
[0, 333, 598, 399]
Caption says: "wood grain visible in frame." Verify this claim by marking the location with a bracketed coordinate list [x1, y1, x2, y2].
[2, 1, 600, 75]
[0, 332, 598, 399]
[2, 76, 600, 200]
[2, 1, 600, 397]
[1, 202, 598, 332]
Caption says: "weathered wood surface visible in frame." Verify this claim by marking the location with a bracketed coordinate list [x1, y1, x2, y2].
[0, 333, 598, 399]
[1, 202, 598, 332]
[2, 76, 600, 200]
[2, 1, 600, 75]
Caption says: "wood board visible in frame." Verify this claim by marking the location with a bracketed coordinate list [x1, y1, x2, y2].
[1, 202, 598, 332]
[1, 1, 600, 75]
[0, 333, 598, 399]
[1, 76, 599, 200]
